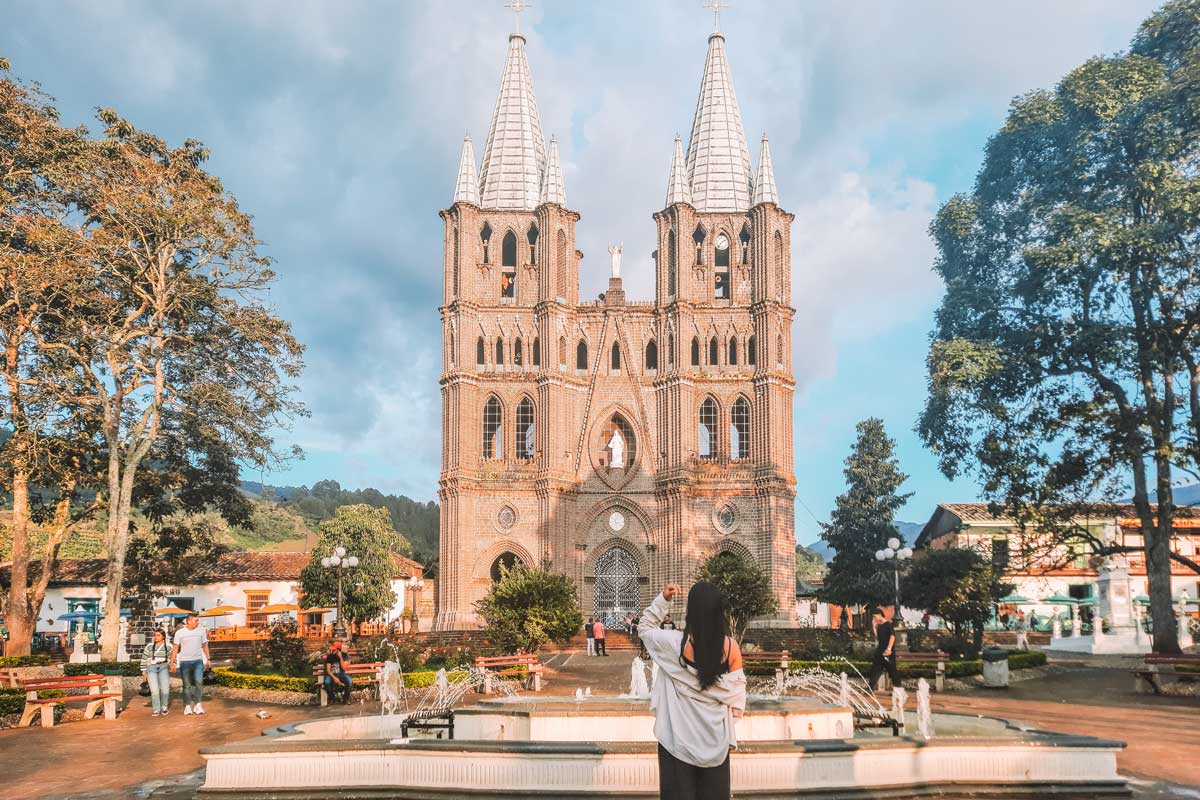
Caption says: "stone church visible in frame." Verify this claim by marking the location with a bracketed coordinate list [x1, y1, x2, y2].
[435, 22, 796, 631]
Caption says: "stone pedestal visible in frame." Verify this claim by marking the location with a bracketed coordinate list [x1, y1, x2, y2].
[69, 622, 87, 664]
[1179, 593, 1194, 650]
[116, 619, 130, 663]
[1051, 617, 1062, 639]
[1045, 558, 1149, 655]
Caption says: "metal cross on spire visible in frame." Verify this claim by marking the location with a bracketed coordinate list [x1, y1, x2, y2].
[505, 0, 531, 33]
[703, 0, 730, 33]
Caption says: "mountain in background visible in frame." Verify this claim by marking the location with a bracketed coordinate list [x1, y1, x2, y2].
[803, 520, 924, 563]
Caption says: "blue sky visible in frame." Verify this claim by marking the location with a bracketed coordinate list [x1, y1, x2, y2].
[3, 1, 1161, 545]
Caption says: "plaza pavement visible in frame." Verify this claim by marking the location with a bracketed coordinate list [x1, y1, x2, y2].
[1, 650, 1198, 799]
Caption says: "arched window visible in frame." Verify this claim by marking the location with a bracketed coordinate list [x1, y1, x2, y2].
[699, 398, 718, 460]
[481, 222, 492, 264]
[691, 337, 700, 367]
[449, 331, 455, 367]
[611, 342, 621, 371]
[556, 230, 567, 299]
[527, 224, 538, 266]
[645, 339, 658, 371]
[532, 337, 541, 367]
[452, 226, 459, 297]
[774, 230, 785, 300]
[514, 337, 523, 367]
[709, 337, 719, 366]
[748, 335, 757, 366]
[558, 335, 566, 367]
[502, 231, 517, 267]
[693, 224, 705, 264]
[476, 336, 486, 367]
[731, 397, 750, 460]
[483, 396, 503, 460]
[714, 233, 730, 299]
[729, 336, 738, 366]
[668, 333, 675, 366]
[776, 333, 784, 367]
[490, 552, 523, 582]
[667, 229, 677, 296]
[576, 340, 588, 370]
[740, 223, 750, 264]
[516, 397, 535, 461]
[495, 337, 505, 366]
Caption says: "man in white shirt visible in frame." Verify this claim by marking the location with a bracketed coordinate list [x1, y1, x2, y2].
[170, 612, 210, 716]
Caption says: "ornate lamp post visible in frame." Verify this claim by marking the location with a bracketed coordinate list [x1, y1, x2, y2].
[321, 546, 359, 640]
[406, 575, 426, 634]
[875, 538, 913, 625]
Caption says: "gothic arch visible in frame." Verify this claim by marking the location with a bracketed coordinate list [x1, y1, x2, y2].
[583, 535, 650, 579]
[472, 539, 538, 582]
[701, 537, 759, 568]
[587, 401, 644, 490]
[580, 495, 658, 551]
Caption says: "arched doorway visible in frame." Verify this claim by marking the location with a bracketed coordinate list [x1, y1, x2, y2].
[490, 551, 524, 582]
[593, 546, 641, 631]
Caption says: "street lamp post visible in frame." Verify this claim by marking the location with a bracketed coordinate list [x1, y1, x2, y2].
[406, 575, 426, 634]
[321, 546, 359, 640]
[875, 537, 913, 627]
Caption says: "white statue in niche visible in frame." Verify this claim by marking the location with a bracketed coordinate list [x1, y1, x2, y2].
[608, 243, 623, 278]
[607, 427, 626, 469]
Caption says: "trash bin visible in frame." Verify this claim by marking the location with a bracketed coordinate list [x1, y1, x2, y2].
[981, 647, 1009, 688]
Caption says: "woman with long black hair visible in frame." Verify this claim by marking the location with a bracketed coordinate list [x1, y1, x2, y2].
[638, 581, 746, 800]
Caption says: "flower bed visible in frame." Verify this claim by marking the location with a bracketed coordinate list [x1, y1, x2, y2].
[210, 666, 472, 699]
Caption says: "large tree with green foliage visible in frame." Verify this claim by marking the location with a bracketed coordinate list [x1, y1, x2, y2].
[902, 549, 1012, 656]
[299, 504, 412, 625]
[475, 564, 582, 653]
[819, 419, 912, 617]
[696, 551, 778, 638]
[918, 0, 1200, 653]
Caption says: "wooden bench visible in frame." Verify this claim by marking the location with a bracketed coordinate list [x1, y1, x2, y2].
[1133, 654, 1200, 695]
[898, 651, 948, 692]
[743, 650, 791, 693]
[474, 654, 543, 693]
[17, 674, 122, 728]
[312, 661, 384, 706]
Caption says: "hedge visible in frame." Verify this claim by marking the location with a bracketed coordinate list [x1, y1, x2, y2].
[0, 655, 52, 668]
[212, 667, 471, 694]
[786, 650, 1046, 681]
[64, 661, 142, 677]
[0, 687, 63, 716]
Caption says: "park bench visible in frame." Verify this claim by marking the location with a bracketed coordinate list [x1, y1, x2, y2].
[0, 668, 24, 687]
[474, 654, 543, 693]
[312, 661, 384, 706]
[898, 651, 948, 692]
[17, 674, 121, 728]
[1132, 654, 1200, 695]
[743, 650, 791, 693]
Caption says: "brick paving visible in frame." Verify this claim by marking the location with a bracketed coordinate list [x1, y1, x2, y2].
[2, 653, 1198, 799]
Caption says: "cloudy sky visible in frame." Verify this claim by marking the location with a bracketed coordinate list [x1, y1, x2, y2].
[3, 0, 1161, 543]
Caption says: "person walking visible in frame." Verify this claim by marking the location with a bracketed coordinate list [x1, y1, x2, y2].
[638, 582, 745, 800]
[867, 608, 899, 692]
[585, 618, 596, 657]
[593, 618, 607, 656]
[170, 612, 210, 716]
[1015, 611, 1030, 651]
[141, 628, 172, 716]
[322, 641, 353, 704]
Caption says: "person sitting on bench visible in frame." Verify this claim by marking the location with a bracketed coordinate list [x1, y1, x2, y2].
[323, 641, 352, 704]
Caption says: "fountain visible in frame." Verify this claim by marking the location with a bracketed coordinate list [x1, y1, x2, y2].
[623, 656, 650, 699]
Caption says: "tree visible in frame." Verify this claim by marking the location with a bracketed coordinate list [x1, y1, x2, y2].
[819, 419, 912, 618]
[902, 549, 1012, 656]
[696, 551, 778, 639]
[795, 544, 828, 584]
[299, 505, 411, 625]
[475, 565, 582, 653]
[918, 0, 1200, 653]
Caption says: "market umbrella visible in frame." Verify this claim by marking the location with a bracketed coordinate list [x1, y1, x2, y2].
[998, 594, 1033, 604]
[1134, 595, 1151, 605]
[1041, 595, 1079, 605]
[57, 608, 132, 620]
[154, 605, 193, 618]
[199, 605, 244, 617]
[258, 603, 302, 615]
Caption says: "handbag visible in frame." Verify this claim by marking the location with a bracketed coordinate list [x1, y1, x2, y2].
[138, 679, 151, 697]
[202, 666, 216, 685]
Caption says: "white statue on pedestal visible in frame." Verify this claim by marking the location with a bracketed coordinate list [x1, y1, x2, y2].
[608, 243, 622, 278]
[116, 618, 130, 663]
[1180, 591, 1195, 650]
[607, 428, 626, 469]
[69, 621, 87, 664]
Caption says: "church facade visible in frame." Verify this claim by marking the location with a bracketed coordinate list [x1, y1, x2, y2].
[435, 23, 796, 630]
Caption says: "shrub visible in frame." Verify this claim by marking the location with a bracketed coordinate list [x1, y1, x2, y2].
[0, 655, 52, 668]
[64, 661, 141, 677]
[1008, 651, 1048, 670]
[475, 565, 582, 653]
[211, 666, 472, 695]
[696, 551, 777, 639]
[253, 620, 312, 677]
[1, 687, 64, 716]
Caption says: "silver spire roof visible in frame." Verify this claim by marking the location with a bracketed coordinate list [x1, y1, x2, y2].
[453, 133, 480, 206]
[684, 32, 752, 213]
[665, 133, 692, 207]
[540, 134, 566, 206]
[479, 33, 547, 211]
[751, 133, 779, 207]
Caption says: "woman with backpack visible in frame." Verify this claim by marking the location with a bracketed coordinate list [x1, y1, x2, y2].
[141, 628, 172, 716]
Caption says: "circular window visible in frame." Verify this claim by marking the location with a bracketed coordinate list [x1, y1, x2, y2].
[714, 504, 738, 534]
[609, 511, 626, 532]
[497, 505, 517, 531]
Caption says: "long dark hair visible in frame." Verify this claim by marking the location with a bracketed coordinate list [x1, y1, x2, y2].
[680, 581, 729, 690]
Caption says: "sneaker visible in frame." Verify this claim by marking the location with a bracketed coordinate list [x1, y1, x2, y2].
[161, 707, 169, 716]
[194, 703, 205, 715]
[184, 705, 193, 715]
[151, 710, 162, 717]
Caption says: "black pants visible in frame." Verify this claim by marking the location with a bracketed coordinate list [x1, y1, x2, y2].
[596, 637, 607, 656]
[657, 743, 730, 800]
[868, 651, 899, 689]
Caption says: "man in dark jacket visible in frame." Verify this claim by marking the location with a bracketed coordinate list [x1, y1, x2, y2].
[867, 608, 899, 692]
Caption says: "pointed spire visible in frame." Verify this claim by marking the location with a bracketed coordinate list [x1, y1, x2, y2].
[685, 32, 752, 213]
[665, 133, 692, 207]
[453, 133, 480, 206]
[540, 134, 566, 206]
[752, 133, 779, 207]
[479, 33, 547, 211]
